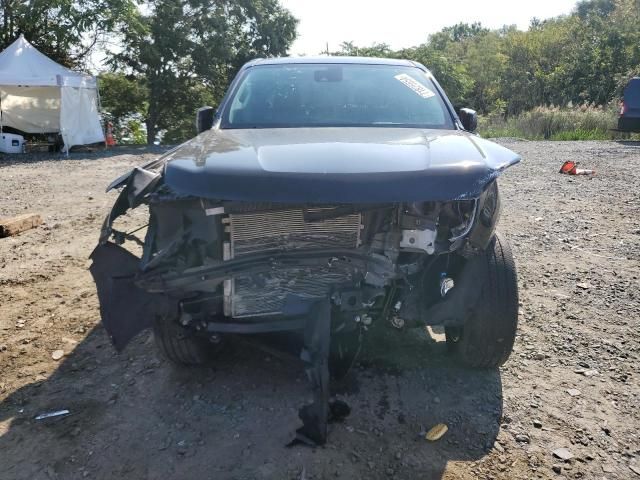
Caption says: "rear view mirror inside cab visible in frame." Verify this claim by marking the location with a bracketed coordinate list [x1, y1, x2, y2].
[314, 66, 343, 82]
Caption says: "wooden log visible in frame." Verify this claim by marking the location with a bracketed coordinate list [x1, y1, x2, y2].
[0, 213, 43, 238]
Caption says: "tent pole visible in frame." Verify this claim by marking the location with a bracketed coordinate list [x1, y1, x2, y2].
[96, 76, 107, 148]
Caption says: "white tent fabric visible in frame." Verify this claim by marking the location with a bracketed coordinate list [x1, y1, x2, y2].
[0, 35, 104, 150]
[60, 86, 104, 148]
[0, 86, 61, 132]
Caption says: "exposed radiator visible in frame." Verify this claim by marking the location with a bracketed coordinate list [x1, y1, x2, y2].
[228, 207, 362, 317]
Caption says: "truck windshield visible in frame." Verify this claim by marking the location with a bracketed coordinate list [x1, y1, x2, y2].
[221, 64, 455, 129]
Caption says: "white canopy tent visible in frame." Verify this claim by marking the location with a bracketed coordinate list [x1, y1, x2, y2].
[0, 35, 105, 151]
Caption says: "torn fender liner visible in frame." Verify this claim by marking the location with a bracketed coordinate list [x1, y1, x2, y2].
[423, 254, 485, 326]
[89, 242, 171, 351]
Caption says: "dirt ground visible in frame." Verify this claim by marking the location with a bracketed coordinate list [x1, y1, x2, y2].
[0, 140, 639, 480]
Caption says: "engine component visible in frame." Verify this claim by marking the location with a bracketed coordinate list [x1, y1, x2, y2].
[440, 275, 455, 297]
[390, 316, 405, 329]
[400, 228, 437, 254]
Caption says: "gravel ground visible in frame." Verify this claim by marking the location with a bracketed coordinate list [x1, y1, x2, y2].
[0, 140, 639, 480]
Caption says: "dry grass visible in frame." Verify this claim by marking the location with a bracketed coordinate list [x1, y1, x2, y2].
[479, 104, 639, 140]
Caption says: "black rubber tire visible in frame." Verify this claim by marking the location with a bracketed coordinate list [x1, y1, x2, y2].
[446, 232, 518, 368]
[153, 315, 213, 366]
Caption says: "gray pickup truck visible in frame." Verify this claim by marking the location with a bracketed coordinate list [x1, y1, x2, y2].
[90, 57, 520, 445]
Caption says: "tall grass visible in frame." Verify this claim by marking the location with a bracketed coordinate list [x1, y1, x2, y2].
[478, 104, 639, 140]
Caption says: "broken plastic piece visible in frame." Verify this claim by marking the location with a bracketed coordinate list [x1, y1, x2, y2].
[35, 410, 70, 420]
[425, 423, 448, 441]
[328, 399, 351, 423]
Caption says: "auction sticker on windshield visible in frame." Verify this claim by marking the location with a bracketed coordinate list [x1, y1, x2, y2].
[394, 73, 436, 99]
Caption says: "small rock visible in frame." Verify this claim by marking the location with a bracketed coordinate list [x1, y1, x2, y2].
[494, 442, 504, 453]
[533, 419, 543, 429]
[552, 448, 574, 461]
[566, 388, 581, 397]
[515, 434, 530, 443]
[552, 464, 562, 474]
[51, 350, 64, 361]
[176, 440, 188, 455]
[576, 282, 591, 290]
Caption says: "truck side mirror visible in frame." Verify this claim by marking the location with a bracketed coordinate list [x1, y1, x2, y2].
[459, 108, 478, 133]
[196, 106, 216, 134]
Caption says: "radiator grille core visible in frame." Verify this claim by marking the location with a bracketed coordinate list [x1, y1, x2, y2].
[228, 207, 361, 317]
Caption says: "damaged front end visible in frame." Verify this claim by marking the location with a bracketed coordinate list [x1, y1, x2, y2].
[90, 130, 518, 445]
[91, 161, 503, 351]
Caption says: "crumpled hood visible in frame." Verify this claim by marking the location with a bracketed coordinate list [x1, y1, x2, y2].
[160, 127, 520, 202]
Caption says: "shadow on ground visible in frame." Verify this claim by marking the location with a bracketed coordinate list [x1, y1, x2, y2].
[0, 323, 502, 480]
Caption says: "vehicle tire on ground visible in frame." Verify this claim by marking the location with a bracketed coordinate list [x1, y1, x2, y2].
[153, 315, 215, 366]
[446, 232, 518, 368]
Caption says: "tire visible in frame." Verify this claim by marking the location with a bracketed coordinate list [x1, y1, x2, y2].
[446, 232, 518, 368]
[153, 315, 215, 366]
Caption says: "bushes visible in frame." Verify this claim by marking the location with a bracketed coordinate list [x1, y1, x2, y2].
[478, 104, 639, 140]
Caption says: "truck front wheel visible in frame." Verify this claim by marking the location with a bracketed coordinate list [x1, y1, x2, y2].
[446, 232, 518, 368]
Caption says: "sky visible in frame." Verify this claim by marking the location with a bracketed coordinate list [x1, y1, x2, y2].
[279, 0, 579, 55]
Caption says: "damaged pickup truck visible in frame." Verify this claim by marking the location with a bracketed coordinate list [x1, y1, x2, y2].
[90, 57, 520, 445]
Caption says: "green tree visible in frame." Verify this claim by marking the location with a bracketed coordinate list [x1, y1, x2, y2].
[110, 0, 297, 144]
[0, 0, 138, 67]
[332, 41, 394, 58]
[429, 22, 489, 50]
[99, 73, 149, 143]
[332, 1, 639, 116]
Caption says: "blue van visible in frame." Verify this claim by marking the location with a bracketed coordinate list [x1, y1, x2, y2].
[618, 78, 640, 132]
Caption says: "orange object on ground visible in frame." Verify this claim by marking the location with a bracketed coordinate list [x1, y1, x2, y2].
[105, 122, 116, 147]
[559, 161, 577, 174]
[559, 161, 595, 176]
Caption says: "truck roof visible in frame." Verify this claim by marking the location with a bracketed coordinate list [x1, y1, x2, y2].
[244, 56, 419, 68]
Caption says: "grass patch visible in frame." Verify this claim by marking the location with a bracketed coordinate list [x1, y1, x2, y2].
[549, 129, 611, 141]
[479, 104, 640, 141]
